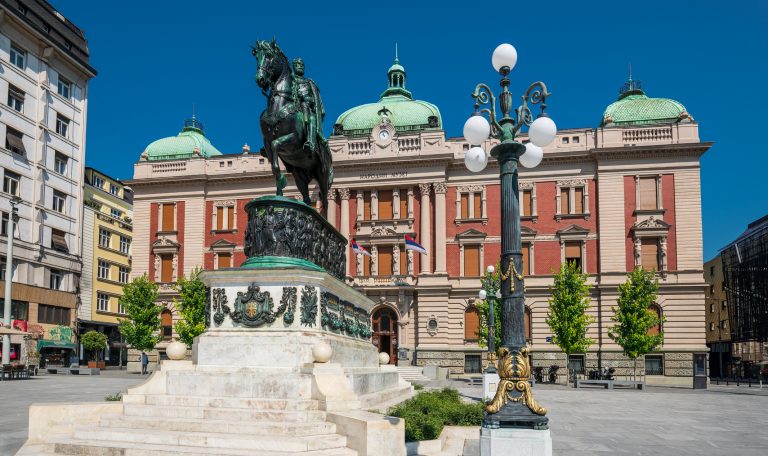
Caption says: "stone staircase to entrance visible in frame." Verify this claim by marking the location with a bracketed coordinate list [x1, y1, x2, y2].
[397, 366, 431, 382]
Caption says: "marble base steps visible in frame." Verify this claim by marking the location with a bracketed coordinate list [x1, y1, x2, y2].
[397, 366, 431, 382]
[359, 384, 414, 412]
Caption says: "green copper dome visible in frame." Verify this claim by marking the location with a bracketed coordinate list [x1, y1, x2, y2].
[141, 118, 223, 161]
[602, 79, 691, 127]
[333, 55, 442, 137]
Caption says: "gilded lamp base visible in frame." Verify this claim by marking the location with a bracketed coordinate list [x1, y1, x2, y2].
[484, 346, 549, 430]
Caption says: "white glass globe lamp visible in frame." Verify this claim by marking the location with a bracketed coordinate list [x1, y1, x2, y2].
[520, 143, 544, 168]
[478, 289, 487, 300]
[528, 116, 557, 147]
[463, 115, 491, 145]
[492, 43, 518, 73]
[464, 146, 488, 173]
[486, 265, 495, 274]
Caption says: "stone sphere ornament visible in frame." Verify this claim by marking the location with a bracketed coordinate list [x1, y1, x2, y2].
[378, 352, 390, 365]
[463, 115, 491, 145]
[464, 146, 488, 173]
[312, 342, 333, 363]
[520, 143, 544, 168]
[166, 341, 187, 360]
[528, 116, 557, 147]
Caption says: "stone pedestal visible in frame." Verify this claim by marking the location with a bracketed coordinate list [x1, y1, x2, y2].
[480, 427, 552, 456]
[483, 371, 500, 401]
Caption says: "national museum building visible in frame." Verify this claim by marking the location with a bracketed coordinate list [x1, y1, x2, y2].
[128, 58, 710, 386]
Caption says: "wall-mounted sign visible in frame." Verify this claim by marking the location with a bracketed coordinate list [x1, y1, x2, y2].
[546, 336, 553, 343]
[359, 170, 408, 180]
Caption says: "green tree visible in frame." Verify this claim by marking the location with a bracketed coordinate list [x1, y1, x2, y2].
[476, 263, 501, 352]
[118, 274, 162, 352]
[173, 268, 208, 347]
[80, 330, 108, 362]
[545, 261, 595, 382]
[608, 267, 665, 380]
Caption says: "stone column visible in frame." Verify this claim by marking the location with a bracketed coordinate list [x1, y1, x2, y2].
[338, 188, 351, 276]
[434, 182, 447, 274]
[327, 189, 337, 229]
[418, 183, 432, 274]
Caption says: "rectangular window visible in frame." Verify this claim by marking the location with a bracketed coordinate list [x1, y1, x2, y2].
[522, 244, 531, 276]
[3, 170, 21, 196]
[710, 303, 715, 313]
[710, 322, 715, 331]
[218, 253, 232, 269]
[362, 246, 371, 276]
[568, 354, 586, 375]
[378, 246, 393, 276]
[160, 255, 173, 282]
[464, 244, 480, 277]
[522, 190, 532, 216]
[0, 299, 28, 320]
[7, 84, 24, 112]
[464, 354, 482, 374]
[10, 44, 25, 69]
[399, 246, 407, 275]
[0, 256, 6, 281]
[55, 114, 70, 138]
[92, 175, 104, 189]
[399, 189, 408, 218]
[51, 228, 68, 252]
[641, 238, 659, 271]
[38, 304, 70, 325]
[460, 193, 469, 219]
[5, 127, 25, 155]
[363, 191, 371, 220]
[378, 190, 393, 220]
[472, 193, 482, 219]
[119, 236, 131, 255]
[562, 137, 569, 144]
[99, 228, 111, 248]
[215, 206, 235, 230]
[111, 208, 122, 219]
[720, 320, 727, 329]
[52, 190, 66, 213]
[110, 184, 119, 196]
[575, 187, 584, 214]
[560, 188, 570, 214]
[645, 355, 664, 375]
[639, 177, 657, 210]
[161, 203, 175, 231]
[118, 266, 129, 284]
[118, 300, 126, 315]
[57, 76, 71, 99]
[49, 269, 63, 290]
[228, 206, 235, 229]
[98, 260, 110, 280]
[97, 292, 109, 312]
[1, 212, 8, 236]
[54, 152, 68, 175]
[565, 241, 582, 271]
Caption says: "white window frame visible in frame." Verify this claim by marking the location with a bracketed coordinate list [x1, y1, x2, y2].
[455, 185, 487, 224]
[118, 266, 129, 284]
[7, 85, 24, 112]
[213, 201, 237, 231]
[97, 292, 110, 312]
[49, 269, 63, 290]
[118, 300, 126, 315]
[635, 174, 663, 212]
[111, 208, 123, 219]
[92, 175, 105, 189]
[55, 114, 70, 138]
[519, 181, 537, 220]
[10, 44, 25, 69]
[54, 152, 68, 175]
[555, 179, 590, 220]
[52, 190, 67, 214]
[110, 184, 119, 196]
[99, 228, 111, 248]
[98, 260, 110, 280]
[57, 76, 71, 99]
[119, 236, 131, 255]
[3, 170, 21, 196]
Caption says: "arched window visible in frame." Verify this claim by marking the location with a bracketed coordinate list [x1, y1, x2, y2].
[525, 306, 532, 341]
[647, 304, 662, 336]
[161, 309, 173, 340]
[464, 306, 479, 341]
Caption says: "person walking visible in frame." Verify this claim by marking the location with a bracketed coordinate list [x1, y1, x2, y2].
[140, 351, 148, 375]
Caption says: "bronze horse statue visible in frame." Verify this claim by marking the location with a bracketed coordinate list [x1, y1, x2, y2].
[252, 39, 333, 212]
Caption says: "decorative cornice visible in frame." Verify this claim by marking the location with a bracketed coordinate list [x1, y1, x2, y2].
[456, 228, 487, 240]
[213, 199, 236, 207]
[457, 184, 484, 193]
[518, 181, 534, 190]
[633, 216, 671, 230]
[371, 226, 398, 237]
[557, 178, 587, 187]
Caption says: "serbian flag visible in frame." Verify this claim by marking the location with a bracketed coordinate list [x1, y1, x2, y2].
[405, 235, 428, 255]
[351, 239, 372, 257]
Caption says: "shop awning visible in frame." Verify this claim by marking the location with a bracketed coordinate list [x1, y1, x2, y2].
[37, 339, 77, 350]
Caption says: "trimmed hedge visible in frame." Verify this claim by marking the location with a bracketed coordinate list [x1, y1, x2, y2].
[387, 388, 483, 441]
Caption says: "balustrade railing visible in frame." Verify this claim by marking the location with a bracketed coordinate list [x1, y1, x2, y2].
[622, 127, 673, 144]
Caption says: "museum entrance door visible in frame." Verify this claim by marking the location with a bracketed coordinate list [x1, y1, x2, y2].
[372, 308, 398, 365]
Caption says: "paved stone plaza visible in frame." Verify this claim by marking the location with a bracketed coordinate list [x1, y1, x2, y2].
[2, 373, 766, 455]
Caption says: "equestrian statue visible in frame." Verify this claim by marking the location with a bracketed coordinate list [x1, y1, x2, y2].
[252, 39, 333, 212]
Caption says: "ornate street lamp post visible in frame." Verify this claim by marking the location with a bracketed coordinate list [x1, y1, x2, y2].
[463, 44, 556, 430]
[478, 265, 501, 373]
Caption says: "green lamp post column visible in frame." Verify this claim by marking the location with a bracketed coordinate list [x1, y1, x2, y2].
[462, 43, 557, 429]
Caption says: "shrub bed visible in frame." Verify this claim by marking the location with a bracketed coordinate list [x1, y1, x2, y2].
[387, 388, 483, 441]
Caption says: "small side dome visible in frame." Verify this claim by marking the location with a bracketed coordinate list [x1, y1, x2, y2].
[601, 78, 692, 127]
[141, 117, 223, 161]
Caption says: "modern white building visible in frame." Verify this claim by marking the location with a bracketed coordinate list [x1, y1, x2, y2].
[0, 0, 96, 366]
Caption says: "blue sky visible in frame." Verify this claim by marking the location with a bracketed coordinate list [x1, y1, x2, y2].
[57, 0, 767, 261]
